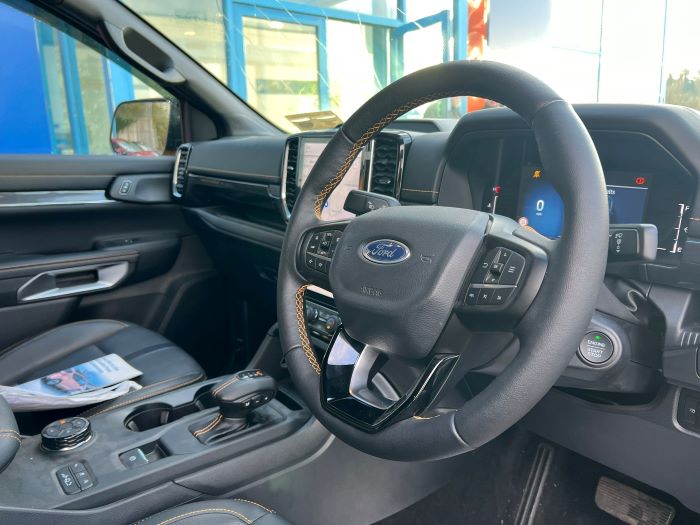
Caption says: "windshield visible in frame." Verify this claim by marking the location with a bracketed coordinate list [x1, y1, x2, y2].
[122, 0, 700, 131]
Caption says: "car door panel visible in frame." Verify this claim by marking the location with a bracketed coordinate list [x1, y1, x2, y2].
[0, 156, 226, 373]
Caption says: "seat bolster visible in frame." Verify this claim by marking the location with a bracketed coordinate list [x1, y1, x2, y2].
[0, 320, 129, 385]
[136, 499, 292, 525]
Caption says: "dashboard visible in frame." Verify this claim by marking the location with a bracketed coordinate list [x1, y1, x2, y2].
[172, 103, 700, 514]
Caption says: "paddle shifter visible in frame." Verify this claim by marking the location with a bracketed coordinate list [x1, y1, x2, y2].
[191, 370, 276, 444]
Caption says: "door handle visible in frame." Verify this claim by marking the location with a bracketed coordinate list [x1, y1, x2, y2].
[17, 262, 130, 303]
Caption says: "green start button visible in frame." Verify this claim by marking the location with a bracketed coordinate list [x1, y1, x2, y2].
[578, 331, 614, 365]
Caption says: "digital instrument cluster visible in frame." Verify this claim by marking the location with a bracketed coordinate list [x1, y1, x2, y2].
[486, 166, 693, 260]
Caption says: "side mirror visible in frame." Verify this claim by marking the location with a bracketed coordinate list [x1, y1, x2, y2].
[110, 98, 181, 157]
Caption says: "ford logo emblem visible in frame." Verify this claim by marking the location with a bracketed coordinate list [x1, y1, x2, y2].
[362, 239, 411, 264]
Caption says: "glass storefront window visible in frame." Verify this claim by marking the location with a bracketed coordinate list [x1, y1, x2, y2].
[242, 17, 321, 130]
[292, 0, 397, 19]
[326, 20, 386, 122]
[0, 0, 175, 155]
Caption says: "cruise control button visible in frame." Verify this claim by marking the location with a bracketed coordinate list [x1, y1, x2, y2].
[489, 287, 513, 305]
[305, 254, 318, 269]
[314, 258, 328, 273]
[484, 272, 500, 285]
[499, 252, 525, 285]
[477, 288, 493, 305]
[497, 248, 511, 264]
[490, 262, 504, 275]
[465, 286, 479, 305]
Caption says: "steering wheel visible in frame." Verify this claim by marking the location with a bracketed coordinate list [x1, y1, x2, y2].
[277, 61, 608, 461]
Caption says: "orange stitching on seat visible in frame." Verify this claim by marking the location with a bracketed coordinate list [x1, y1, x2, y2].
[401, 188, 438, 193]
[295, 285, 320, 374]
[312, 90, 459, 218]
[231, 499, 276, 514]
[0, 429, 19, 435]
[148, 507, 253, 525]
[0, 433, 21, 445]
[192, 414, 222, 437]
[85, 374, 204, 417]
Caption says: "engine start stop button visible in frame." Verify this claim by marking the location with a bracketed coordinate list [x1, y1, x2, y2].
[578, 331, 614, 365]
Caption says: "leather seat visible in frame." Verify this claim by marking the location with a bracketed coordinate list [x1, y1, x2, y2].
[138, 499, 292, 525]
[0, 320, 205, 413]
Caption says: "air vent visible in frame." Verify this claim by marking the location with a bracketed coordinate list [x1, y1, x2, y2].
[283, 137, 300, 215]
[172, 143, 191, 198]
[370, 134, 404, 197]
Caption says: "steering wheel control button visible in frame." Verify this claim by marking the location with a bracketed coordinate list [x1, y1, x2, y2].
[497, 249, 512, 264]
[42, 417, 92, 452]
[477, 288, 494, 305]
[499, 252, 526, 286]
[304, 229, 343, 275]
[578, 331, 614, 365]
[465, 286, 479, 305]
[490, 288, 513, 305]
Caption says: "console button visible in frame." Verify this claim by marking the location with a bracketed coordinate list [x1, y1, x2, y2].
[477, 288, 493, 305]
[680, 397, 699, 427]
[120, 448, 149, 469]
[465, 286, 479, 305]
[578, 331, 614, 365]
[56, 467, 80, 495]
[489, 287, 513, 306]
[499, 252, 525, 285]
[74, 469, 94, 490]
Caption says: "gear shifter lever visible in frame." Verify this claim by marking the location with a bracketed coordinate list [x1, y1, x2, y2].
[191, 370, 277, 444]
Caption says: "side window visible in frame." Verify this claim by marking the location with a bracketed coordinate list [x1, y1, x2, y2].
[0, 0, 178, 155]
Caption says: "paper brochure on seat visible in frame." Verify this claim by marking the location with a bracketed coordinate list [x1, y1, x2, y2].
[0, 354, 143, 412]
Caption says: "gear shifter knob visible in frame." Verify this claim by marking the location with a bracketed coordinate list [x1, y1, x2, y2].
[210, 369, 277, 420]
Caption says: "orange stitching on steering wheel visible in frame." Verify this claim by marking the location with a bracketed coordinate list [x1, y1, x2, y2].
[295, 285, 321, 374]
[313, 91, 460, 217]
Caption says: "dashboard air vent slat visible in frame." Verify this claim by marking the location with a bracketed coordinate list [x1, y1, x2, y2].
[285, 137, 300, 212]
[370, 134, 401, 197]
[172, 143, 191, 199]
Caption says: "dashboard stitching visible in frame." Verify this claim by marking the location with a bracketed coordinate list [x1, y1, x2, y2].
[313, 91, 460, 217]
[295, 285, 321, 374]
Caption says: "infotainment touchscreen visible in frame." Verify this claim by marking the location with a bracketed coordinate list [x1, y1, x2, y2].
[516, 166, 650, 239]
[297, 137, 364, 221]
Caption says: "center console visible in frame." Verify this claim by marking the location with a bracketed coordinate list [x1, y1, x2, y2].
[0, 373, 310, 511]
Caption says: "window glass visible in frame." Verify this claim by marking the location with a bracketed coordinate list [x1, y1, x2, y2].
[242, 17, 320, 130]
[0, 0, 175, 155]
[36, 0, 700, 134]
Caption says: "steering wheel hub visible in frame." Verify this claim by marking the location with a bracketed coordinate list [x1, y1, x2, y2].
[330, 206, 490, 360]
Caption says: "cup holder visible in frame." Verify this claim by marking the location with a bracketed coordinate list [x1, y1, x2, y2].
[124, 385, 215, 431]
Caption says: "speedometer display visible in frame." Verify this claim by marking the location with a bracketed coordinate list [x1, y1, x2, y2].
[515, 166, 690, 256]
